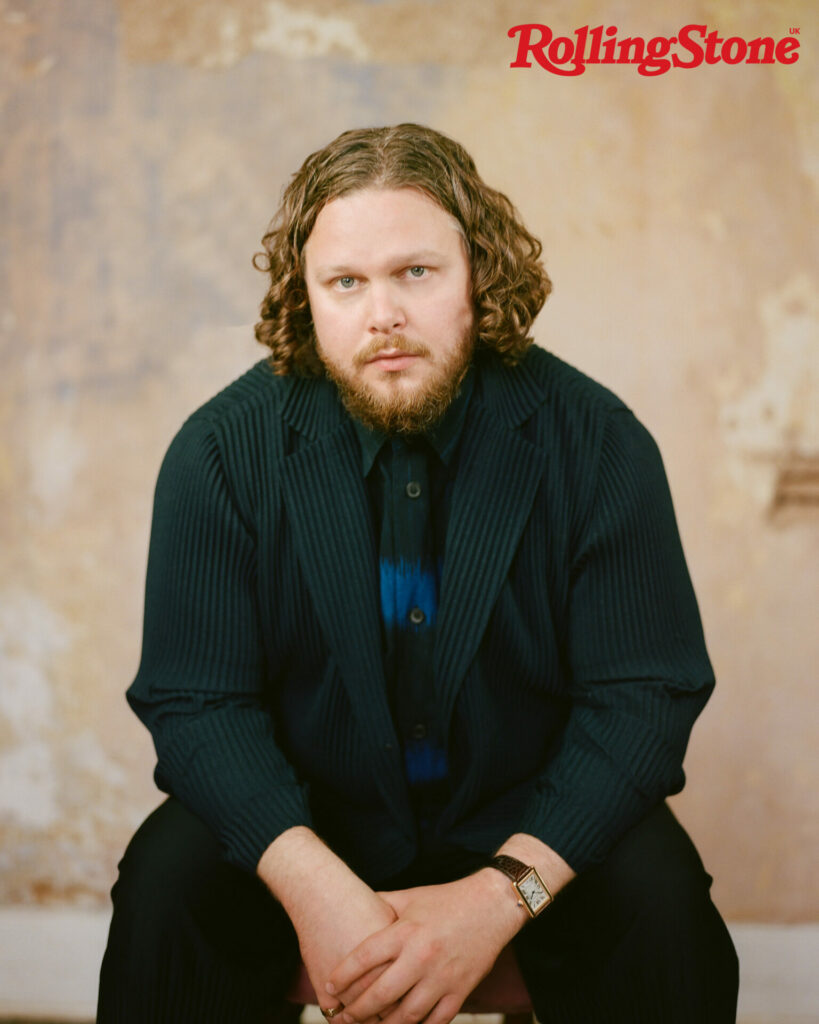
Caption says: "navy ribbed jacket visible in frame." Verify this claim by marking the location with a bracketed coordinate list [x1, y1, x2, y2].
[127, 346, 714, 881]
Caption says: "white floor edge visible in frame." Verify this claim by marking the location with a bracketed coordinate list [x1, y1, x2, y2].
[0, 908, 816, 1020]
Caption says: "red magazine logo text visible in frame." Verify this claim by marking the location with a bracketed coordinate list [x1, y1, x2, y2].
[508, 24, 800, 76]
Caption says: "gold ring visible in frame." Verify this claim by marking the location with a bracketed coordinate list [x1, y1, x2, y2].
[323, 1008, 341, 1019]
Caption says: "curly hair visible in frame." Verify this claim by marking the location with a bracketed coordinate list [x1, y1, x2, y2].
[253, 123, 551, 375]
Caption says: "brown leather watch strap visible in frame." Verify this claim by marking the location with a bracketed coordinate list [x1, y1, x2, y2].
[488, 854, 530, 883]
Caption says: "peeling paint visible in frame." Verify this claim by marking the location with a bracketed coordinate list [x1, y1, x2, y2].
[0, 594, 69, 829]
[28, 53, 56, 76]
[0, 742, 58, 829]
[252, 1, 368, 62]
[64, 731, 128, 789]
[28, 423, 87, 513]
[118, 0, 518, 69]
[712, 274, 818, 518]
[0, 589, 71, 665]
[721, 274, 818, 464]
[0, 657, 53, 738]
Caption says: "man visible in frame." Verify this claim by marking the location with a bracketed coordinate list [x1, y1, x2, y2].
[98, 124, 738, 1023]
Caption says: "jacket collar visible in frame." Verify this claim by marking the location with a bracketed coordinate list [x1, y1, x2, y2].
[277, 368, 346, 441]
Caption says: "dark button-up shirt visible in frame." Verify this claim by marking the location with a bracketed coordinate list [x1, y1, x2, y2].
[352, 370, 474, 827]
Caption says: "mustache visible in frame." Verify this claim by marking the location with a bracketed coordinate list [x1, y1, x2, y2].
[353, 335, 431, 368]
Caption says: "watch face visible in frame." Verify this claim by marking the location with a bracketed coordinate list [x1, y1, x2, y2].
[518, 870, 551, 914]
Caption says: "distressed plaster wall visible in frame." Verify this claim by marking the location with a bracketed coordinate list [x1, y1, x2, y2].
[1, 0, 816, 921]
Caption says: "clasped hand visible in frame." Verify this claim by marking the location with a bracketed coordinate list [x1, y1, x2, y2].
[326, 872, 524, 1024]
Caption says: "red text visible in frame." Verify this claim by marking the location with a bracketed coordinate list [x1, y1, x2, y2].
[508, 24, 801, 76]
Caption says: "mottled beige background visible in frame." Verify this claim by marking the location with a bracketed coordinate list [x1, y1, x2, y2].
[1, 0, 816, 923]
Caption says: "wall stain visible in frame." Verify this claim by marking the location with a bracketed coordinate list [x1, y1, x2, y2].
[117, 0, 537, 69]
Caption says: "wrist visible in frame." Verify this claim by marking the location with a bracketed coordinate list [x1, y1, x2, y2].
[496, 832, 575, 896]
[488, 854, 553, 919]
[471, 866, 530, 940]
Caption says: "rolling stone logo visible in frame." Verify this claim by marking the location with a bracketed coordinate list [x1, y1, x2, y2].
[508, 24, 801, 76]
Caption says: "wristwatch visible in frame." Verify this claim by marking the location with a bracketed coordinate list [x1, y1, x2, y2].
[489, 854, 553, 918]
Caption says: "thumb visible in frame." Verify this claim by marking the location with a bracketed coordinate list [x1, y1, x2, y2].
[377, 888, 411, 915]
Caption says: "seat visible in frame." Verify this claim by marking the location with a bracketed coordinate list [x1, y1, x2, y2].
[286, 943, 533, 1022]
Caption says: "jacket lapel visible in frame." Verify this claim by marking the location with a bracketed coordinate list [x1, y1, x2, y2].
[434, 356, 548, 732]
[279, 378, 412, 828]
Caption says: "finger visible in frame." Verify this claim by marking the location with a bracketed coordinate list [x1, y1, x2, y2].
[315, 988, 342, 1019]
[425, 992, 463, 1024]
[362, 999, 399, 1023]
[327, 926, 401, 996]
[376, 982, 441, 1024]
[336, 963, 388, 1006]
[319, 1003, 344, 1021]
[381, 992, 461, 1024]
[377, 889, 410, 915]
[339, 961, 417, 1023]
[359, 1007, 399, 1024]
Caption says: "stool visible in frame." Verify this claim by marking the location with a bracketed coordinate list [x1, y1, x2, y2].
[286, 943, 533, 1023]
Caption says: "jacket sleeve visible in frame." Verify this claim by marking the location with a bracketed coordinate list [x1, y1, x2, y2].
[127, 414, 313, 873]
[520, 406, 714, 872]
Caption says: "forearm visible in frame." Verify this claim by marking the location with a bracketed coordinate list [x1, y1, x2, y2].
[258, 825, 369, 926]
[258, 824, 398, 1016]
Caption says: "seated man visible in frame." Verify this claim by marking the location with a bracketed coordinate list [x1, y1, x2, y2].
[98, 123, 738, 1024]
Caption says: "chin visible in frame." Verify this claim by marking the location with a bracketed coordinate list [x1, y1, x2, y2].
[373, 369, 427, 390]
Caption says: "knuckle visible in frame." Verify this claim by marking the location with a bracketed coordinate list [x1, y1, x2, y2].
[354, 947, 373, 969]
[417, 938, 443, 966]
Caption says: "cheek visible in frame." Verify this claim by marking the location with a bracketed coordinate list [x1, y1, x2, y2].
[450, 272, 475, 326]
[310, 308, 357, 364]
[453, 294, 475, 338]
[307, 294, 339, 342]
[305, 286, 326, 326]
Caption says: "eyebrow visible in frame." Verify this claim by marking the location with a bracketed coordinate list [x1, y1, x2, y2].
[313, 250, 449, 276]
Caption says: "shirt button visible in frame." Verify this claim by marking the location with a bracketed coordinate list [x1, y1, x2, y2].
[409, 607, 426, 625]
[406, 480, 422, 499]
[411, 723, 427, 740]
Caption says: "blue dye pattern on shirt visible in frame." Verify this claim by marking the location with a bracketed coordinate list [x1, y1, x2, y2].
[377, 438, 447, 788]
[379, 558, 438, 630]
[403, 741, 449, 786]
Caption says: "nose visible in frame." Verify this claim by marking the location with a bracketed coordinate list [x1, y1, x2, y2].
[367, 281, 406, 335]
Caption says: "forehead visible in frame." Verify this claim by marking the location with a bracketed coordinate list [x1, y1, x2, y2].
[303, 187, 465, 267]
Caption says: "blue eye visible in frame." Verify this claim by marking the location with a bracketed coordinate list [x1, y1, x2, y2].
[408, 266, 426, 278]
[338, 276, 355, 289]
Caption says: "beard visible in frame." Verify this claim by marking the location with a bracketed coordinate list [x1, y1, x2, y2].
[317, 328, 475, 435]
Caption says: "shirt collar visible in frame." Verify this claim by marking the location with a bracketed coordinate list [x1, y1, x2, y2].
[352, 364, 475, 476]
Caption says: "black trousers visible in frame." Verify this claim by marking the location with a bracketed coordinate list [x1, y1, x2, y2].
[98, 799, 738, 1023]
